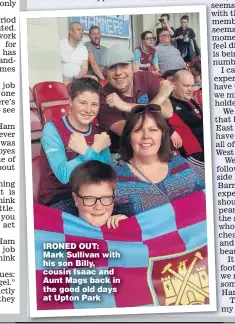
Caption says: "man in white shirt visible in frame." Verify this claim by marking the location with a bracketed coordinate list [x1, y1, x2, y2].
[59, 22, 90, 85]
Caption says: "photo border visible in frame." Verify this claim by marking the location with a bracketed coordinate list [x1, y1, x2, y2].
[20, 5, 217, 318]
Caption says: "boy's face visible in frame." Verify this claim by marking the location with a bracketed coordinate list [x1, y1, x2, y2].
[70, 91, 99, 126]
[72, 181, 115, 227]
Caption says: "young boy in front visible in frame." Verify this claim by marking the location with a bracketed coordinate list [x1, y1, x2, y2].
[70, 160, 127, 228]
[39, 77, 112, 214]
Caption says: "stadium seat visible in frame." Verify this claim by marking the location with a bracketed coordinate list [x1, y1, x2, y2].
[29, 87, 37, 110]
[31, 142, 41, 160]
[193, 88, 202, 108]
[67, 83, 72, 96]
[42, 104, 71, 123]
[32, 156, 41, 203]
[31, 109, 42, 141]
[32, 81, 70, 113]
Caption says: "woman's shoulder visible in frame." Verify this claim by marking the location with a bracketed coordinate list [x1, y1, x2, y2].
[114, 161, 130, 176]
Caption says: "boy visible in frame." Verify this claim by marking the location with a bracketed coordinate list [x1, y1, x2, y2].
[70, 160, 127, 228]
[39, 78, 112, 214]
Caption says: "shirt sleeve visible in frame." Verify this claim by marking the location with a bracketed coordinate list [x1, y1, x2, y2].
[191, 29, 196, 39]
[133, 49, 141, 66]
[85, 42, 92, 53]
[152, 51, 158, 65]
[82, 46, 88, 60]
[41, 122, 112, 184]
[97, 91, 126, 131]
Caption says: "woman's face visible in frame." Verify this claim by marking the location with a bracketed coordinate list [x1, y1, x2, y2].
[130, 116, 163, 159]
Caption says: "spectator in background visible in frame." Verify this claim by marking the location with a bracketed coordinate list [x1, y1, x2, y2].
[39, 78, 112, 214]
[59, 22, 97, 85]
[168, 70, 204, 167]
[84, 26, 107, 81]
[133, 31, 159, 74]
[173, 15, 196, 63]
[97, 44, 173, 156]
[153, 14, 174, 46]
[155, 29, 186, 77]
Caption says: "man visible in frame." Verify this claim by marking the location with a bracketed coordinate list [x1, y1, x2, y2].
[84, 26, 107, 80]
[153, 14, 174, 46]
[97, 44, 173, 154]
[173, 15, 196, 62]
[133, 31, 159, 73]
[59, 22, 89, 85]
[155, 29, 186, 76]
[168, 70, 204, 166]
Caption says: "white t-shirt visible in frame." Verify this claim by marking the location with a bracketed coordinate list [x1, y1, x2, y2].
[59, 38, 88, 79]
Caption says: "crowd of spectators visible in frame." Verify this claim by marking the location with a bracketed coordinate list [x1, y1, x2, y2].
[35, 14, 205, 226]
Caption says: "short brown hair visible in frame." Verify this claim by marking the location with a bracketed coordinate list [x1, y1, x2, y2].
[119, 104, 172, 163]
[70, 160, 117, 194]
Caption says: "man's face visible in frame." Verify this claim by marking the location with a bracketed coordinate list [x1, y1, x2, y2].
[72, 182, 115, 228]
[173, 72, 195, 101]
[143, 32, 154, 48]
[180, 19, 189, 30]
[69, 23, 83, 41]
[159, 31, 171, 45]
[70, 91, 99, 126]
[89, 28, 101, 46]
[106, 63, 134, 95]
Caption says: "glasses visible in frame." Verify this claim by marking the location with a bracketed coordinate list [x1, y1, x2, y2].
[131, 104, 161, 114]
[76, 194, 115, 206]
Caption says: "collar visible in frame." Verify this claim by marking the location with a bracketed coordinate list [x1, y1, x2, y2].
[141, 43, 150, 54]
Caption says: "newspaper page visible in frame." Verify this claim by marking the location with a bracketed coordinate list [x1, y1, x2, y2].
[0, 0, 19, 315]
[0, 0, 231, 322]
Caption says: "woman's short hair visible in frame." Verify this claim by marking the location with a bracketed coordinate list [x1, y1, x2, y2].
[119, 104, 172, 162]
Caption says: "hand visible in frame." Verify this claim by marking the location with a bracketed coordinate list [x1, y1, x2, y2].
[171, 131, 183, 149]
[68, 132, 88, 155]
[183, 36, 189, 42]
[177, 35, 184, 40]
[106, 93, 126, 111]
[159, 80, 174, 99]
[92, 132, 111, 153]
[152, 70, 162, 77]
[106, 214, 128, 229]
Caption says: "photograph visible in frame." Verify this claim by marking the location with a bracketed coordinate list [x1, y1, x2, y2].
[20, 5, 216, 317]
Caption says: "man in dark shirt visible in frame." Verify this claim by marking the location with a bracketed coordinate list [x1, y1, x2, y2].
[173, 15, 196, 63]
[97, 44, 174, 154]
[168, 70, 204, 167]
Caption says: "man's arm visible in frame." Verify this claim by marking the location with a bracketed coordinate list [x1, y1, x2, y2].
[166, 23, 174, 37]
[76, 60, 88, 78]
[88, 52, 105, 80]
[110, 120, 126, 136]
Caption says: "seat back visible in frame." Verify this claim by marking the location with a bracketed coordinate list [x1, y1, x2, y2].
[193, 88, 202, 108]
[42, 104, 71, 124]
[31, 110, 42, 141]
[32, 156, 41, 203]
[29, 87, 37, 110]
[33, 81, 69, 112]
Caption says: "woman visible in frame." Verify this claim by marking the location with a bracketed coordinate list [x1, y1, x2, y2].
[114, 104, 205, 217]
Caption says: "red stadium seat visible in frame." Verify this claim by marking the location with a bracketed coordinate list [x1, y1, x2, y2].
[67, 83, 72, 96]
[31, 142, 41, 160]
[193, 88, 202, 108]
[32, 156, 41, 203]
[33, 81, 69, 112]
[29, 87, 37, 110]
[31, 110, 42, 141]
[42, 104, 71, 124]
